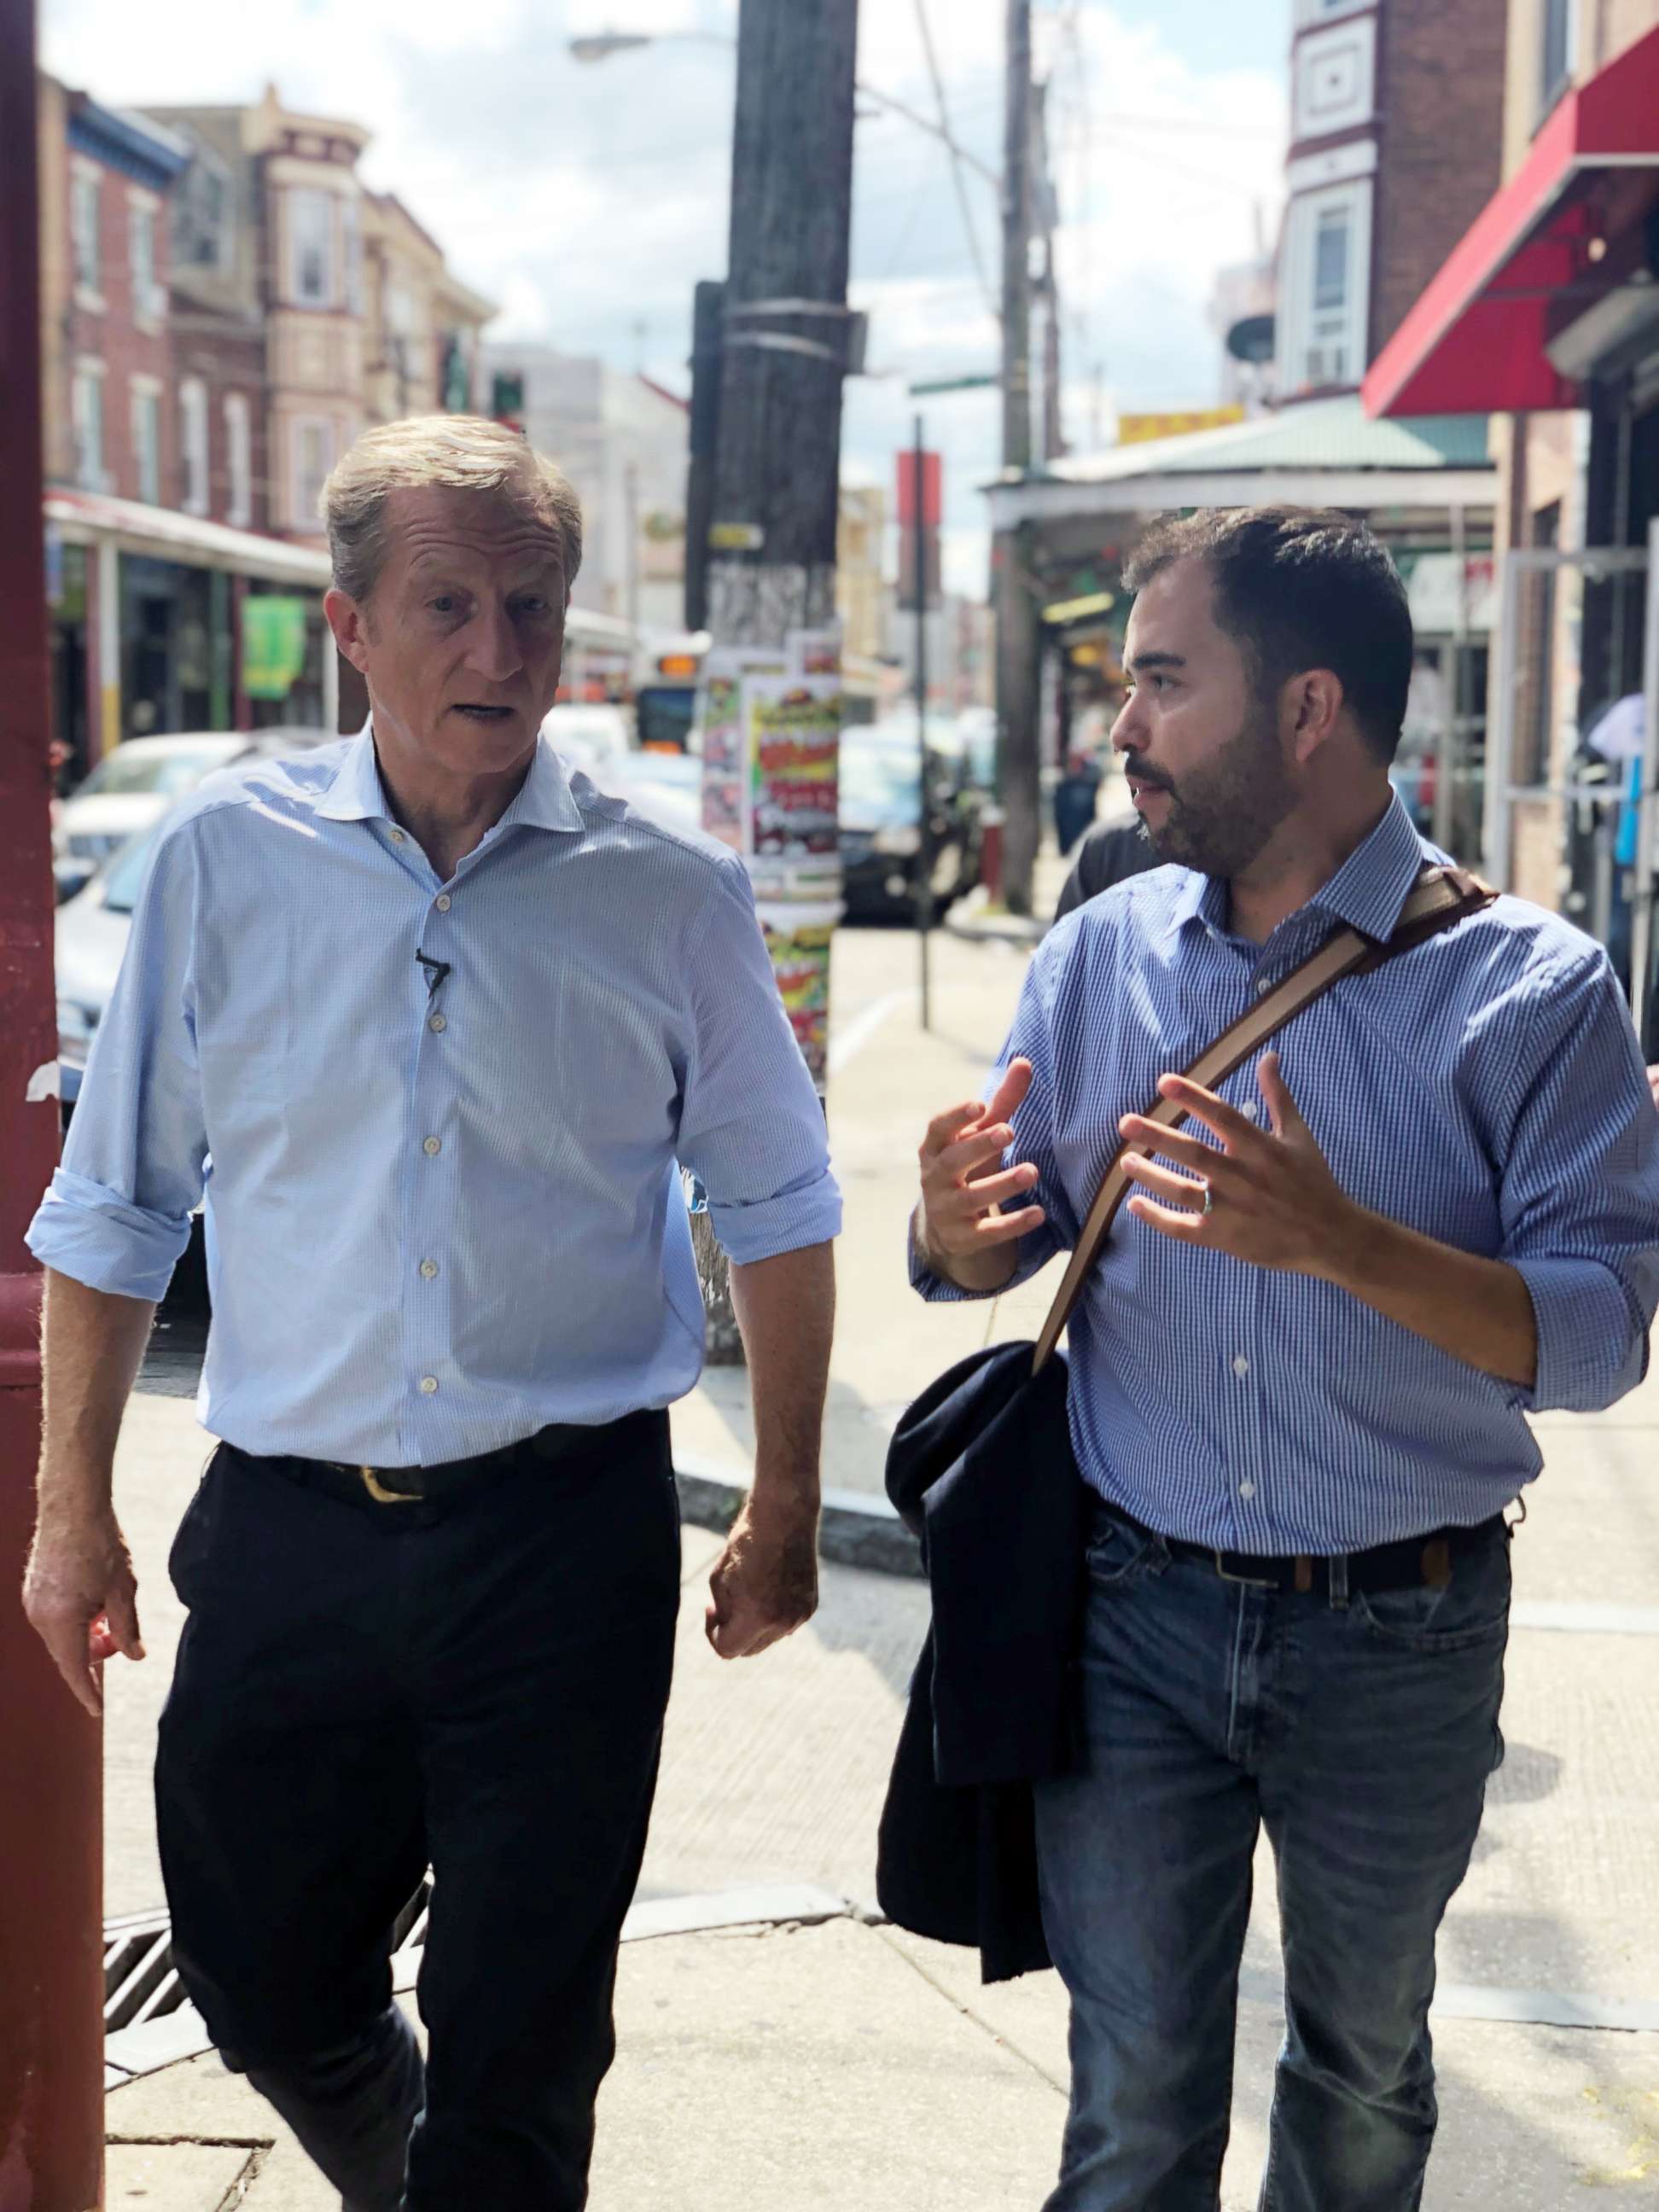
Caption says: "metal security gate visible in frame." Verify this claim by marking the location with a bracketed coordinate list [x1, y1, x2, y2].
[1485, 522, 1659, 1045]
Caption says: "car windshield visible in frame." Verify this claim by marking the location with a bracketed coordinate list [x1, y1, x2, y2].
[100, 829, 160, 915]
[74, 743, 231, 799]
[840, 742, 920, 816]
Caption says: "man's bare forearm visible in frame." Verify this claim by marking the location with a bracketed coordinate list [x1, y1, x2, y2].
[1318, 1211, 1538, 1389]
[728, 1242, 835, 1509]
[38, 1269, 156, 1522]
[910, 1203, 1020, 1295]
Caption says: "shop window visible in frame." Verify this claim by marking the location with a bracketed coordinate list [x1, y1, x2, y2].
[180, 377, 209, 515]
[131, 383, 162, 505]
[288, 189, 335, 307]
[73, 364, 105, 490]
[225, 393, 252, 528]
[72, 167, 102, 300]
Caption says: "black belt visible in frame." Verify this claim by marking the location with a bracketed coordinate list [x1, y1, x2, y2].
[1115, 1505, 1507, 1598]
[225, 1409, 661, 1514]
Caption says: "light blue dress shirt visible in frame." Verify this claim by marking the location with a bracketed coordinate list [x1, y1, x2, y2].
[29, 734, 841, 1466]
[915, 796, 1659, 1552]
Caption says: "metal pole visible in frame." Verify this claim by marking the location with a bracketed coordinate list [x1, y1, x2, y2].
[1436, 503, 1465, 856]
[0, 0, 107, 2202]
[1485, 553, 1522, 891]
[913, 419, 931, 1033]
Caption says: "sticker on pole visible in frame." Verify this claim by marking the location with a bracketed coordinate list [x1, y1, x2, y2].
[708, 521, 765, 552]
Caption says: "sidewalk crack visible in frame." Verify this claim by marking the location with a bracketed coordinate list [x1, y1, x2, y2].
[874, 1926, 1068, 2096]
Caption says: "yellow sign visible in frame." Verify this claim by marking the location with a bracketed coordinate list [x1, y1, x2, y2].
[1116, 405, 1245, 446]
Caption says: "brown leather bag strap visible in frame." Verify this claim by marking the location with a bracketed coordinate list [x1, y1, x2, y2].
[1030, 864, 1494, 1372]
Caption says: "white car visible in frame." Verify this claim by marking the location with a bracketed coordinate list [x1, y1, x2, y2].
[540, 703, 632, 784]
[52, 728, 325, 900]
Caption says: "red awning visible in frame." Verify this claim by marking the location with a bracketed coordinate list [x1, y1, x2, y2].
[1364, 25, 1659, 418]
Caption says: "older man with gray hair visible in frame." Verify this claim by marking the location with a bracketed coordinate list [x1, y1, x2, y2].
[23, 416, 840, 2209]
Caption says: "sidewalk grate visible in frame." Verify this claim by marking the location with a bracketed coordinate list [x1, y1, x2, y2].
[104, 1881, 436, 2035]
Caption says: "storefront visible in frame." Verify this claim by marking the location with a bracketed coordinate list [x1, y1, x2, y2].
[1362, 22, 1659, 1045]
[43, 487, 334, 764]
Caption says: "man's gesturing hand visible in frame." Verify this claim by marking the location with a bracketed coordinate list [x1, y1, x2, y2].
[1117, 1051, 1360, 1278]
[915, 1059, 1045, 1291]
[706, 1495, 818, 1661]
[23, 1510, 145, 1718]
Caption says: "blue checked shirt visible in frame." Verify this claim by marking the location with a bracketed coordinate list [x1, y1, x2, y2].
[914, 795, 1659, 1551]
[29, 734, 840, 1466]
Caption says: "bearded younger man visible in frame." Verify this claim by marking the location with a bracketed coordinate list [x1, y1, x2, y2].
[911, 508, 1659, 2212]
[25, 416, 838, 2212]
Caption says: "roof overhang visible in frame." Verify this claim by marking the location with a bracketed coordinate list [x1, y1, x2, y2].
[987, 467, 1496, 535]
[1364, 25, 1659, 418]
[44, 489, 332, 588]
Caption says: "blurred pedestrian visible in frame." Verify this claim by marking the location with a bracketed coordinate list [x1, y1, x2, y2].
[911, 507, 1659, 2211]
[1053, 797, 1159, 920]
[24, 416, 841, 2212]
[1052, 744, 1103, 856]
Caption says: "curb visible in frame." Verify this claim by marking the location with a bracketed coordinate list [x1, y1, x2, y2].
[105, 1886, 876, 2089]
[942, 909, 1047, 947]
[674, 1454, 923, 1580]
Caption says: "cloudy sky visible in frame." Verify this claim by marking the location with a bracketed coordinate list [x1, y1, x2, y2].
[42, 0, 1289, 597]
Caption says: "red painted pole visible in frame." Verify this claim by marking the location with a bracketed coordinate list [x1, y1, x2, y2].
[0, 2, 107, 2206]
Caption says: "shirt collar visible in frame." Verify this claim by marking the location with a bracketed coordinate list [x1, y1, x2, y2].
[316, 725, 585, 835]
[1168, 790, 1426, 948]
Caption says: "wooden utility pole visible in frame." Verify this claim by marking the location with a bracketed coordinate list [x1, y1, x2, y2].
[692, 0, 859, 1358]
[994, 0, 1042, 917]
[0, 1, 106, 2203]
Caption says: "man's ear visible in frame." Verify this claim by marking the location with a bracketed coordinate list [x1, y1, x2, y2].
[1284, 668, 1344, 765]
[324, 586, 372, 674]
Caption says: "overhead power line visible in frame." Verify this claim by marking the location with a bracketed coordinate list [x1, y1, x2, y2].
[911, 0, 998, 317]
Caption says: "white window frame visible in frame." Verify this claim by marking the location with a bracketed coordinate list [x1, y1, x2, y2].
[128, 191, 164, 329]
[131, 376, 163, 506]
[179, 375, 209, 516]
[1295, 0, 1372, 23]
[287, 188, 337, 308]
[71, 160, 103, 308]
[341, 195, 364, 316]
[225, 392, 253, 529]
[72, 358, 107, 491]
[290, 414, 336, 529]
[177, 145, 231, 271]
[1277, 178, 1372, 395]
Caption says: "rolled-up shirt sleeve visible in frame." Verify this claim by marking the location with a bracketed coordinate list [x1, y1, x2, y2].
[910, 932, 1069, 1303]
[675, 855, 841, 1265]
[1493, 944, 1659, 1412]
[26, 826, 207, 1303]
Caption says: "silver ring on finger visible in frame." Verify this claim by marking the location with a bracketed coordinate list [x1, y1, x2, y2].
[1199, 1179, 1215, 1217]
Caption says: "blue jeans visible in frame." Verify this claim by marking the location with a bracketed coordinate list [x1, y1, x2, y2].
[1034, 1502, 1510, 2212]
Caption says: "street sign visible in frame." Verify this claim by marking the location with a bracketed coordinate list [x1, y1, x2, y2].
[909, 373, 999, 396]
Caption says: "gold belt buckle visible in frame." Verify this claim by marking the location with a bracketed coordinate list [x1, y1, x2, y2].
[359, 1464, 419, 1505]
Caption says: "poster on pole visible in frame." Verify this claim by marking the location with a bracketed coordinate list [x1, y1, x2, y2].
[757, 899, 839, 1089]
[747, 675, 840, 866]
[697, 646, 783, 850]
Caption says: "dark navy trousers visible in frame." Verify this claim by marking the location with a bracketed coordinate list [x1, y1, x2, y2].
[155, 1411, 680, 2211]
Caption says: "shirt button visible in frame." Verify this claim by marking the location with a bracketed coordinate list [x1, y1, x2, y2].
[420, 1259, 439, 1280]
[1241, 1101, 1259, 1124]
[428, 1012, 447, 1033]
[1232, 1354, 1249, 1378]
[1255, 976, 1273, 997]
[419, 1376, 439, 1395]
[390, 829, 406, 844]
[422, 1135, 442, 1156]
[1238, 1479, 1256, 1500]
[434, 894, 451, 911]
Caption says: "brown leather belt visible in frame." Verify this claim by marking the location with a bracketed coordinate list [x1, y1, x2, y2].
[1115, 1506, 1507, 1598]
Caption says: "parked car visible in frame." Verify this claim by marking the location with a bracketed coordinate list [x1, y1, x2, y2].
[52, 727, 329, 902]
[838, 724, 982, 923]
[55, 729, 337, 1115]
[606, 748, 703, 835]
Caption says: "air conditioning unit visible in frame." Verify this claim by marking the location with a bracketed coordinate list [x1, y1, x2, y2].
[1304, 343, 1347, 385]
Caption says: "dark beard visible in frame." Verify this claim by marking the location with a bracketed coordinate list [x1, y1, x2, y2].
[1135, 700, 1295, 877]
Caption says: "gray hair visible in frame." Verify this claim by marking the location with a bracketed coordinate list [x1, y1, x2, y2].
[321, 414, 584, 604]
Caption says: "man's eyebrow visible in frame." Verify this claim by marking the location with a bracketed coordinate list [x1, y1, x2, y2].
[1125, 649, 1185, 676]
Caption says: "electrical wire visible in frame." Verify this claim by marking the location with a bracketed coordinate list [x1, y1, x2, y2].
[910, 0, 998, 318]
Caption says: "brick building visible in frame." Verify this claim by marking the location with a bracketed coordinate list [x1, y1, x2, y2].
[1277, 0, 1510, 399]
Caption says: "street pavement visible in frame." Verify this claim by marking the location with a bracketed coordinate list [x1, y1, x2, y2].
[102, 912, 1659, 2205]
